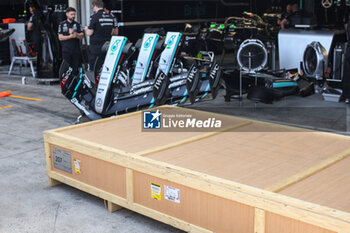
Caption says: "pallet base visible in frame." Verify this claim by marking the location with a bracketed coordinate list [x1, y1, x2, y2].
[106, 200, 123, 212]
[48, 177, 61, 187]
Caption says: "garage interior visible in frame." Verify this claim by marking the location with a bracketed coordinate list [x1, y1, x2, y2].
[1, 0, 350, 233]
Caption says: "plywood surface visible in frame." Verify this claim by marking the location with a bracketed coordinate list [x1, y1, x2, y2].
[57, 109, 247, 154]
[133, 171, 255, 233]
[147, 123, 350, 189]
[51, 145, 127, 198]
[280, 156, 350, 213]
[265, 212, 336, 233]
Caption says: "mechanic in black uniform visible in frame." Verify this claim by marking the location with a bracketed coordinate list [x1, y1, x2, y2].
[27, 6, 42, 76]
[278, 4, 291, 27]
[84, 0, 118, 71]
[280, 3, 299, 29]
[27, 6, 41, 53]
[58, 7, 84, 75]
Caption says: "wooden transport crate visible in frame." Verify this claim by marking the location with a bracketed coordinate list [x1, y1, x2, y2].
[44, 105, 350, 233]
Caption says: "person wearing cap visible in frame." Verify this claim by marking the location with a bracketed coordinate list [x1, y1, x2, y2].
[84, 0, 118, 71]
[58, 7, 84, 75]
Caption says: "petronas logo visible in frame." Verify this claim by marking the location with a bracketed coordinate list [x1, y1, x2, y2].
[144, 37, 154, 48]
[167, 35, 176, 46]
[111, 39, 121, 52]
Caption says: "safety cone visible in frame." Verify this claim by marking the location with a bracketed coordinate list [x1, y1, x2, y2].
[0, 91, 11, 97]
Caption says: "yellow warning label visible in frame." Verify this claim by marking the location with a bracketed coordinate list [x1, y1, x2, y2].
[74, 159, 81, 174]
[151, 183, 161, 200]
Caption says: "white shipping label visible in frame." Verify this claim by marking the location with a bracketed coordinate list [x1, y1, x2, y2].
[164, 185, 180, 203]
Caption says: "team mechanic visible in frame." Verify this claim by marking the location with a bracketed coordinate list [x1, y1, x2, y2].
[58, 7, 84, 75]
[27, 5, 42, 76]
[84, 0, 119, 71]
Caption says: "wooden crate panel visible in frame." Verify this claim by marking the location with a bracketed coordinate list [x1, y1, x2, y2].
[280, 155, 350, 213]
[133, 171, 255, 233]
[50, 145, 127, 198]
[265, 211, 336, 233]
[147, 127, 350, 189]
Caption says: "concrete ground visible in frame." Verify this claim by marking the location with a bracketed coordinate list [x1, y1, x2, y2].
[0, 65, 349, 233]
